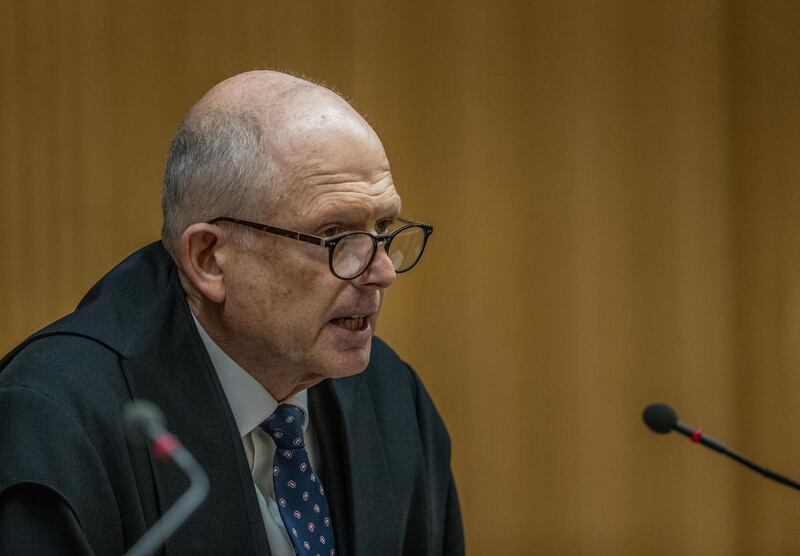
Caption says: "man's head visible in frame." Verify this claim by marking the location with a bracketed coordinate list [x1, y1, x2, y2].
[161, 71, 403, 400]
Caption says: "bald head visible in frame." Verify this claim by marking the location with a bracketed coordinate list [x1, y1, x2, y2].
[161, 70, 385, 256]
[195, 71, 342, 126]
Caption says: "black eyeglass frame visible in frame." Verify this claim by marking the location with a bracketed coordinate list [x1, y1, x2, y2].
[208, 216, 433, 280]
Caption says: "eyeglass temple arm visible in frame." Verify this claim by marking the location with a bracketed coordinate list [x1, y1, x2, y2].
[209, 217, 325, 246]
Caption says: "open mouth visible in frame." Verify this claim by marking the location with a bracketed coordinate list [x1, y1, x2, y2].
[331, 315, 368, 331]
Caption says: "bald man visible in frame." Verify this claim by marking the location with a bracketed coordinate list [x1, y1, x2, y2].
[0, 71, 464, 555]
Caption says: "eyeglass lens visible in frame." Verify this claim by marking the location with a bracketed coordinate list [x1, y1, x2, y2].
[387, 225, 425, 271]
[331, 226, 426, 279]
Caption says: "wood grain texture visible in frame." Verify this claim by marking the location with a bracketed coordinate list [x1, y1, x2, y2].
[2, 1, 799, 553]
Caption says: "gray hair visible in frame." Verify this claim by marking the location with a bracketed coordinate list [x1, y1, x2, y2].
[161, 108, 269, 256]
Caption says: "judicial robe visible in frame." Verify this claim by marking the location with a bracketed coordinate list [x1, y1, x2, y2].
[0, 242, 464, 555]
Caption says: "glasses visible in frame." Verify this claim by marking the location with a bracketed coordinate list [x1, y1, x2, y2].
[209, 216, 433, 280]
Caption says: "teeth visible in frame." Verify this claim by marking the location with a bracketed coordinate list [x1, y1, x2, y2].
[339, 316, 364, 330]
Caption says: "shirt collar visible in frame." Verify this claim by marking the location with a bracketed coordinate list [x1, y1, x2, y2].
[191, 313, 309, 437]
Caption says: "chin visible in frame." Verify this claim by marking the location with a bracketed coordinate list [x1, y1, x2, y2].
[320, 345, 372, 380]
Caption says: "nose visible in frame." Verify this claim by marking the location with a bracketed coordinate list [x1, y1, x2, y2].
[355, 244, 396, 289]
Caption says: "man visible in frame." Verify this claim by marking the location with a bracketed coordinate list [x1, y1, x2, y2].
[0, 71, 464, 555]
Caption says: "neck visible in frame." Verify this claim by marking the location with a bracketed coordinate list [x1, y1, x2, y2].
[187, 297, 323, 401]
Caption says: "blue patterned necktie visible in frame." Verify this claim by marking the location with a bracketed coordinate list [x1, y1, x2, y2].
[259, 404, 336, 556]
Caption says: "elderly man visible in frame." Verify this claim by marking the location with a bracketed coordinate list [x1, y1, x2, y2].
[0, 71, 463, 555]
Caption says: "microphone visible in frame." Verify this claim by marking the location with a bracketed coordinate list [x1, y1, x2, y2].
[123, 400, 210, 556]
[643, 403, 800, 492]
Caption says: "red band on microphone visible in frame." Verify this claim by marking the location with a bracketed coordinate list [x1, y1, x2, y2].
[153, 433, 180, 459]
[691, 429, 702, 443]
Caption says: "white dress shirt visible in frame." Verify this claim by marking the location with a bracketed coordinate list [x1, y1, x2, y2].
[192, 314, 320, 556]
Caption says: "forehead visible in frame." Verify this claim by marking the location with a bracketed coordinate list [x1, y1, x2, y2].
[304, 179, 402, 222]
[267, 114, 402, 225]
[273, 171, 402, 231]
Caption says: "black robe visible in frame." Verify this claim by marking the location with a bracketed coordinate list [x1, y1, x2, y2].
[0, 242, 464, 555]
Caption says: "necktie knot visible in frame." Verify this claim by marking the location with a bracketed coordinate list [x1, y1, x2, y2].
[260, 403, 306, 450]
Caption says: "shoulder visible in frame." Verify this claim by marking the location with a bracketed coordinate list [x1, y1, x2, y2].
[0, 334, 129, 519]
[363, 336, 450, 442]
[363, 336, 420, 400]
[366, 337, 438, 402]
[0, 334, 130, 477]
[1, 333, 125, 402]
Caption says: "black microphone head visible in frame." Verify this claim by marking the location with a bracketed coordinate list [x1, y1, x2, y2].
[124, 399, 166, 440]
[643, 403, 678, 434]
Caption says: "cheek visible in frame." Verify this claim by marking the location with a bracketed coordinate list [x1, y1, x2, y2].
[223, 245, 346, 335]
[223, 256, 279, 319]
[281, 247, 340, 296]
[230, 254, 332, 322]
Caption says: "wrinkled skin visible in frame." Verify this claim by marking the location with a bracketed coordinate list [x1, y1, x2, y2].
[179, 72, 402, 401]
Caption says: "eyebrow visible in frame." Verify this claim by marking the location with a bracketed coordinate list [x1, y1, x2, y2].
[313, 199, 402, 227]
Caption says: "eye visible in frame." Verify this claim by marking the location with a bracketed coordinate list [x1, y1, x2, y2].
[320, 226, 342, 238]
[375, 219, 394, 234]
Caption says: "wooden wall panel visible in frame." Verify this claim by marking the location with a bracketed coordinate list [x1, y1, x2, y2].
[730, 1, 800, 552]
[2, 1, 800, 553]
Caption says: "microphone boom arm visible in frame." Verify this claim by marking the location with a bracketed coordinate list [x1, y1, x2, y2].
[673, 422, 800, 492]
[644, 403, 800, 493]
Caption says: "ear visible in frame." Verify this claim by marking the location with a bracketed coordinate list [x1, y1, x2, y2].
[178, 223, 228, 304]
